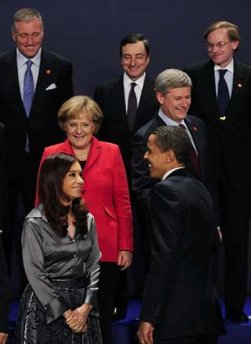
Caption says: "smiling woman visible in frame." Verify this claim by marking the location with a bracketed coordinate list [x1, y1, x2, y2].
[14, 153, 102, 344]
[35, 95, 133, 344]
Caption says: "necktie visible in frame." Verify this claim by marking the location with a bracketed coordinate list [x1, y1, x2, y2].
[179, 123, 200, 177]
[217, 69, 229, 118]
[127, 82, 137, 130]
[23, 60, 34, 116]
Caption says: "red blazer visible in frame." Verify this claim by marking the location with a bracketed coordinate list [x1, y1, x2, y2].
[36, 137, 133, 262]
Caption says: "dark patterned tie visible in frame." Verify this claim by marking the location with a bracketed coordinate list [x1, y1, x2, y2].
[127, 82, 137, 130]
[23, 60, 34, 116]
[179, 123, 200, 177]
[217, 69, 229, 118]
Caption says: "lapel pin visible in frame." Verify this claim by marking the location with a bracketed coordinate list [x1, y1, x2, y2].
[46, 69, 51, 75]
[193, 126, 198, 132]
[237, 82, 242, 88]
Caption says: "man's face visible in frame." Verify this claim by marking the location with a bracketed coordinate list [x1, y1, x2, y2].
[157, 87, 191, 122]
[121, 41, 150, 81]
[206, 28, 239, 68]
[144, 134, 168, 179]
[12, 18, 44, 58]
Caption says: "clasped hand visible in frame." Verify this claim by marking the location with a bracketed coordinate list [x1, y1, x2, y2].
[64, 304, 92, 333]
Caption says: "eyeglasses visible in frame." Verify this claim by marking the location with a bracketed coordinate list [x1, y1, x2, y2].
[206, 41, 231, 50]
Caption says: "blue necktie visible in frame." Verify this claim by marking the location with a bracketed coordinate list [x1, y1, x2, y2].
[218, 69, 229, 118]
[23, 60, 34, 116]
[127, 82, 137, 130]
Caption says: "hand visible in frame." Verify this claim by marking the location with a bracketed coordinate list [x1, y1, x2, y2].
[0, 333, 8, 344]
[64, 304, 92, 333]
[137, 321, 154, 344]
[117, 250, 133, 270]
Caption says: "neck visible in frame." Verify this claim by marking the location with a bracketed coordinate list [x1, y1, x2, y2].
[73, 145, 90, 161]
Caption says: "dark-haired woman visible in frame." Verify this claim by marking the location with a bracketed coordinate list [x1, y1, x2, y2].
[14, 153, 102, 344]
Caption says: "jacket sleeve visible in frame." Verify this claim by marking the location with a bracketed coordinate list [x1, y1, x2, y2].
[84, 214, 101, 306]
[22, 219, 69, 323]
[113, 146, 133, 252]
[140, 183, 185, 324]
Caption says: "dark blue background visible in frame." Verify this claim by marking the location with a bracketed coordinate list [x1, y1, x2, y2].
[1, 0, 251, 294]
[1, 0, 251, 95]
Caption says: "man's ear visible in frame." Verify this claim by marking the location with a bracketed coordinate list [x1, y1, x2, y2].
[165, 149, 175, 163]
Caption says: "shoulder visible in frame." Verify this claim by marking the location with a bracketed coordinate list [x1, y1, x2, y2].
[43, 141, 69, 154]
[186, 115, 206, 128]
[95, 76, 122, 91]
[185, 60, 212, 74]
[42, 48, 72, 66]
[94, 137, 120, 152]
[0, 50, 15, 67]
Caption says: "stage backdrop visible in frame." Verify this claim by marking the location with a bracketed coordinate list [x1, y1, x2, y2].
[1, 0, 251, 295]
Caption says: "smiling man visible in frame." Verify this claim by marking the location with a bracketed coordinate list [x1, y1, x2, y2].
[137, 126, 225, 344]
[131, 68, 213, 282]
[0, 7, 73, 295]
[132, 69, 211, 206]
[185, 21, 251, 323]
[94, 33, 158, 178]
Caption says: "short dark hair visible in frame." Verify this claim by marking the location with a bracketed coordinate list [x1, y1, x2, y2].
[152, 126, 192, 164]
[119, 33, 150, 56]
[38, 153, 88, 236]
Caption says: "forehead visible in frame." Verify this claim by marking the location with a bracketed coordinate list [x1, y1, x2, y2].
[122, 41, 147, 55]
[68, 110, 92, 121]
[207, 28, 229, 41]
[147, 134, 159, 149]
[67, 161, 81, 172]
[14, 18, 43, 33]
[166, 87, 191, 97]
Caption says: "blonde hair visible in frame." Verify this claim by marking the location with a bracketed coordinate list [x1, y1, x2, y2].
[58, 95, 103, 134]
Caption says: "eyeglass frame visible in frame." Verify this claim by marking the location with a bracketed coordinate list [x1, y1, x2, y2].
[205, 41, 231, 50]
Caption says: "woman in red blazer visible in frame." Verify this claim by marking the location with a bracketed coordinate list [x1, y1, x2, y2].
[36, 95, 133, 344]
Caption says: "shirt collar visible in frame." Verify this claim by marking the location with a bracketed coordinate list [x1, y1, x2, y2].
[162, 167, 185, 180]
[16, 47, 41, 67]
[123, 72, 146, 88]
[214, 59, 234, 73]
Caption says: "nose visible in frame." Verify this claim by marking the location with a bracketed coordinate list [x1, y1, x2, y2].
[77, 174, 84, 184]
[27, 35, 34, 45]
[130, 56, 136, 66]
[144, 151, 148, 160]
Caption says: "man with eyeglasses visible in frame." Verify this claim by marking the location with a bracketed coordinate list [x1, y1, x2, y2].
[185, 21, 251, 323]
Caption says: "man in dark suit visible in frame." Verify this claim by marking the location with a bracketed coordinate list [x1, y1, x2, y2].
[94, 33, 158, 178]
[185, 21, 251, 323]
[0, 8, 73, 289]
[94, 33, 158, 315]
[0, 123, 10, 344]
[132, 69, 214, 267]
[137, 126, 225, 344]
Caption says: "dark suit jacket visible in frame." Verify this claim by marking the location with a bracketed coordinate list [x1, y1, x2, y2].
[0, 48, 73, 182]
[94, 75, 159, 176]
[140, 169, 225, 340]
[0, 124, 9, 333]
[185, 60, 251, 189]
[131, 113, 212, 204]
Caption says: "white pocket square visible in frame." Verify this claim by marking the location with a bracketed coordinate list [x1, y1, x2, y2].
[45, 83, 57, 91]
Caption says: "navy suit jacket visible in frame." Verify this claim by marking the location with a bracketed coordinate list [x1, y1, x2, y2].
[0, 48, 73, 182]
[185, 59, 251, 189]
[140, 168, 225, 340]
[94, 75, 159, 176]
[0, 124, 9, 333]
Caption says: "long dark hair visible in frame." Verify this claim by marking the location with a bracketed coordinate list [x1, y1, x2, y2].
[38, 153, 88, 237]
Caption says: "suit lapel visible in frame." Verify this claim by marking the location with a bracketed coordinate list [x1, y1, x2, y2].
[7, 51, 27, 117]
[84, 137, 102, 173]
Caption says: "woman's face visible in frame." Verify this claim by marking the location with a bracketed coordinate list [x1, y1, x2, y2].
[64, 111, 96, 150]
[62, 161, 83, 201]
